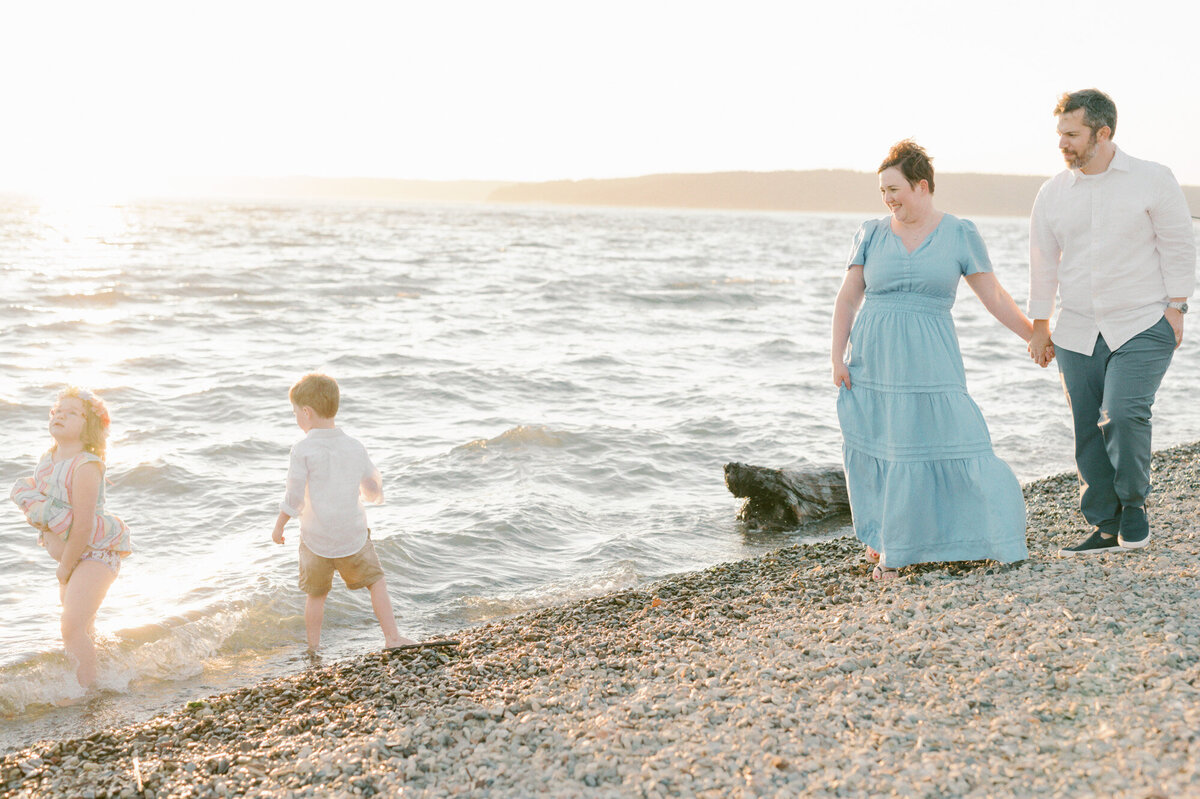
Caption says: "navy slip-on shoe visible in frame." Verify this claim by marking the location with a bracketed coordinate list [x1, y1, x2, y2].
[1058, 530, 1122, 557]
[1118, 506, 1150, 549]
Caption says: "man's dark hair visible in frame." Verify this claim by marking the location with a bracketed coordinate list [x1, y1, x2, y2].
[1054, 89, 1117, 138]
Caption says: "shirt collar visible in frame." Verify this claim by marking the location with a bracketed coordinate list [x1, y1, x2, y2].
[1109, 145, 1131, 172]
[306, 427, 342, 438]
[1067, 144, 1128, 186]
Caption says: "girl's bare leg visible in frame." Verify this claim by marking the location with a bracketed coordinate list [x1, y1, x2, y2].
[60, 560, 116, 689]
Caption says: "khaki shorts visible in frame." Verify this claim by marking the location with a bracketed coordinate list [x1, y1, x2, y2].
[298, 535, 385, 596]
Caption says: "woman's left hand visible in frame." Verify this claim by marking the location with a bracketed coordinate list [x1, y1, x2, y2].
[833, 362, 852, 389]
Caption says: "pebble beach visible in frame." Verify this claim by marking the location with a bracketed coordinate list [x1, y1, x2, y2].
[4, 444, 1200, 799]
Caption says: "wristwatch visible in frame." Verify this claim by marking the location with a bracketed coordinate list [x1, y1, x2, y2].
[1168, 301, 1189, 314]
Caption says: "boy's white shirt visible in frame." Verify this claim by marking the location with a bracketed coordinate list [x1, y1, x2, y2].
[280, 427, 382, 558]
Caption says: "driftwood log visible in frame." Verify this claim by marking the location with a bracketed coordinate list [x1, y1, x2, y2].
[723, 462, 849, 530]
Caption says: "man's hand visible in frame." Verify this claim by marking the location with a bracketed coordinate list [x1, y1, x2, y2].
[1166, 307, 1185, 349]
[1035, 341, 1056, 367]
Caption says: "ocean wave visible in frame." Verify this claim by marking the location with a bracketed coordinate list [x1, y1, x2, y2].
[425, 369, 588, 402]
[563, 354, 632, 369]
[166, 383, 280, 420]
[110, 460, 201, 494]
[0, 585, 310, 721]
[195, 438, 279, 460]
[0, 651, 86, 716]
[453, 424, 575, 454]
[617, 288, 763, 309]
[44, 289, 135, 307]
[0, 397, 46, 419]
[0, 304, 38, 320]
[15, 319, 112, 334]
[664, 277, 792, 290]
[747, 337, 797, 356]
[97, 238, 149, 248]
[505, 241, 560, 249]
[0, 610, 240, 717]
[117, 355, 191, 372]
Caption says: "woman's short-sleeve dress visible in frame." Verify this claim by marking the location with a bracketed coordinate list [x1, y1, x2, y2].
[837, 214, 1027, 568]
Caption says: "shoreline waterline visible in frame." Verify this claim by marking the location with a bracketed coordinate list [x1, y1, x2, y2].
[3, 442, 1199, 797]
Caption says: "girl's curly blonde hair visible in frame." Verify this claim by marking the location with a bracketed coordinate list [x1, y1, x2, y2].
[57, 387, 111, 461]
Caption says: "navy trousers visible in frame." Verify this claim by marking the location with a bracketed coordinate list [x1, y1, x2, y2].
[1055, 317, 1176, 532]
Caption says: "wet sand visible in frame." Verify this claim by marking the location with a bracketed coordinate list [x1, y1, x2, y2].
[3, 443, 1199, 798]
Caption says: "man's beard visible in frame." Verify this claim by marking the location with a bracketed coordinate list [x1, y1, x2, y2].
[1063, 133, 1098, 170]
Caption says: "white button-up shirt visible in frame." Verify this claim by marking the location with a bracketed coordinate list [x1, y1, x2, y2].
[280, 427, 383, 558]
[1028, 146, 1196, 354]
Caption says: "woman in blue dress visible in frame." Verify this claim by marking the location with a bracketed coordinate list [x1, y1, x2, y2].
[831, 141, 1039, 580]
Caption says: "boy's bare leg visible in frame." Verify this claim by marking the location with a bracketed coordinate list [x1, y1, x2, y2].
[367, 579, 414, 648]
[60, 560, 116, 689]
[305, 593, 327, 651]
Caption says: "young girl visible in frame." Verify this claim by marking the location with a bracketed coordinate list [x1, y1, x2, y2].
[10, 387, 132, 689]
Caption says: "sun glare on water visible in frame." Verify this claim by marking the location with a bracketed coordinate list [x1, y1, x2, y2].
[20, 182, 156, 427]
[33, 183, 138, 248]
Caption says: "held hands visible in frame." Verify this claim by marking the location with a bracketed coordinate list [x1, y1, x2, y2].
[1031, 342, 1055, 367]
[1027, 329, 1056, 368]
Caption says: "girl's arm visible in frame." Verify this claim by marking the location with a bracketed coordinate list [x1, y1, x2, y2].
[831, 265, 866, 388]
[965, 272, 1035, 341]
[58, 461, 101, 585]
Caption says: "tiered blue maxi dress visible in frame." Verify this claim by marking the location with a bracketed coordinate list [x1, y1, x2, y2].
[837, 215, 1027, 568]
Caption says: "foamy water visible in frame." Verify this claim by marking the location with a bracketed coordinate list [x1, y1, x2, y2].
[2, 198, 1197, 750]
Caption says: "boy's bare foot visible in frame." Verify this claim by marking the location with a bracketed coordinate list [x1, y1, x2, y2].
[384, 636, 417, 649]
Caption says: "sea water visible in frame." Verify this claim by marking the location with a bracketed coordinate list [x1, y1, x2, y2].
[2, 199, 1197, 750]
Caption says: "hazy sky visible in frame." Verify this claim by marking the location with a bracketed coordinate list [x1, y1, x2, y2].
[3, 0, 1199, 196]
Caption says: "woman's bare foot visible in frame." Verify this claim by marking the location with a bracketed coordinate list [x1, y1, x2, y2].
[871, 564, 899, 582]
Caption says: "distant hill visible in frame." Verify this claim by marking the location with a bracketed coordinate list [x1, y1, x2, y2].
[158, 176, 508, 203]
[488, 169, 1200, 218]
[136, 172, 1200, 218]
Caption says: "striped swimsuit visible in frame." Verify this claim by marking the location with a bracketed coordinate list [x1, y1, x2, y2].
[10, 451, 132, 575]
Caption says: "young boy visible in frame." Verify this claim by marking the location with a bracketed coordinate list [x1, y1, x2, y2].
[272, 373, 414, 651]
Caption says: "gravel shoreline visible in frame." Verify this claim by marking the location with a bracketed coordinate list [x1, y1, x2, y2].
[4, 444, 1200, 799]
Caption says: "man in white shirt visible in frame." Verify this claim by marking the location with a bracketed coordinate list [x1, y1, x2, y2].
[1028, 88, 1196, 557]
